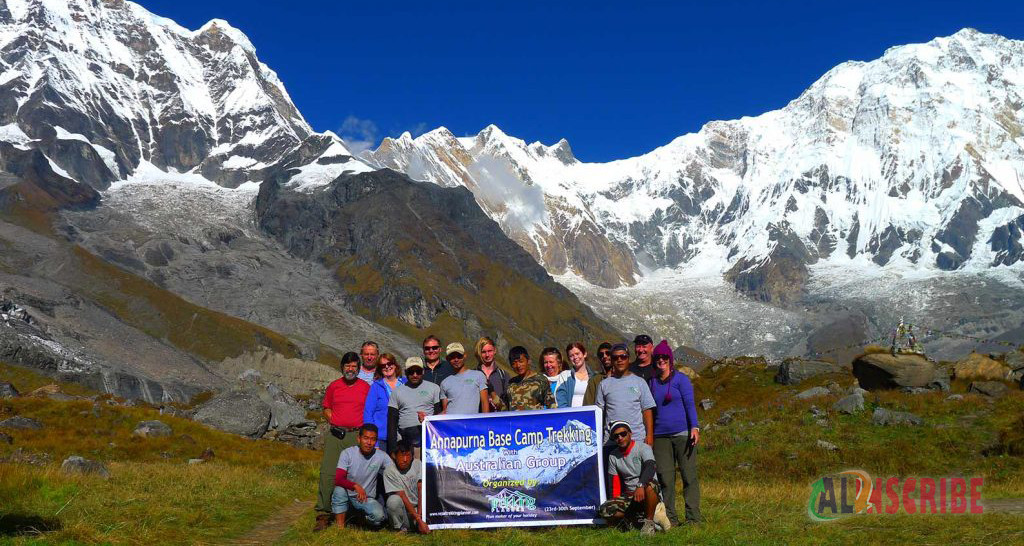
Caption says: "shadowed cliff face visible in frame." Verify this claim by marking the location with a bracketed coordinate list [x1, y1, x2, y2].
[255, 167, 622, 351]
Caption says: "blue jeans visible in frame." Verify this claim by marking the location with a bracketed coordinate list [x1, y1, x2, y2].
[331, 487, 385, 526]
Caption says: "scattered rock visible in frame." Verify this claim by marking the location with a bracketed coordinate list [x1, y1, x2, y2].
[0, 416, 43, 430]
[945, 394, 964, 402]
[969, 381, 1010, 399]
[26, 384, 62, 398]
[736, 462, 752, 471]
[269, 402, 309, 431]
[1, 448, 52, 465]
[872, 407, 923, 426]
[132, 420, 173, 438]
[238, 368, 262, 382]
[795, 386, 830, 400]
[200, 448, 215, 461]
[276, 421, 322, 449]
[954, 353, 1010, 382]
[826, 382, 840, 393]
[61, 455, 110, 478]
[927, 375, 951, 392]
[785, 452, 798, 460]
[700, 399, 714, 411]
[816, 440, 839, 452]
[853, 353, 938, 390]
[774, 358, 842, 385]
[0, 431, 12, 444]
[809, 405, 826, 417]
[901, 387, 931, 395]
[159, 452, 172, 459]
[192, 391, 272, 439]
[716, 408, 745, 426]
[187, 458, 205, 465]
[158, 405, 190, 419]
[847, 386, 868, 397]
[0, 381, 19, 398]
[832, 393, 864, 414]
[815, 418, 829, 427]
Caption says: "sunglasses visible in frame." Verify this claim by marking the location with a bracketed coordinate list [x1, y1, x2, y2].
[611, 354, 629, 361]
[597, 351, 610, 357]
[407, 369, 423, 375]
[449, 354, 464, 359]
[423, 345, 441, 351]
[612, 431, 629, 440]
[655, 355, 670, 361]
[382, 362, 396, 368]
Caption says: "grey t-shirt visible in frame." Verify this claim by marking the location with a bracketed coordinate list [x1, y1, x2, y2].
[608, 441, 656, 493]
[383, 459, 422, 505]
[595, 374, 656, 443]
[336, 446, 393, 498]
[440, 370, 487, 415]
[389, 381, 442, 429]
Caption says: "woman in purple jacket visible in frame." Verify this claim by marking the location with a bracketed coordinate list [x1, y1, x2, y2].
[648, 340, 701, 526]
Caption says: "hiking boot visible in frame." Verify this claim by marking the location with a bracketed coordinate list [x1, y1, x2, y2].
[640, 518, 658, 536]
[313, 513, 332, 532]
[653, 502, 672, 530]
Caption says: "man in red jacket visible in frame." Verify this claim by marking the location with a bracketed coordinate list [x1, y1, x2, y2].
[314, 353, 370, 532]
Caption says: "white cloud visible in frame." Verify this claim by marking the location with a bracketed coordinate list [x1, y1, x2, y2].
[338, 115, 379, 154]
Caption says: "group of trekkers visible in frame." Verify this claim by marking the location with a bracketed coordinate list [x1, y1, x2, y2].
[314, 334, 701, 536]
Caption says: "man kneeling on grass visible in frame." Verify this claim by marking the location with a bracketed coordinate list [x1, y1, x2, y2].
[332, 424, 392, 529]
[384, 441, 430, 534]
[598, 421, 670, 535]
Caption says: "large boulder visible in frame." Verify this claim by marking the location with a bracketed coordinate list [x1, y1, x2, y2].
[852, 353, 939, 390]
[61, 455, 110, 478]
[193, 391, 272, 439]
[795, 386, 830, 400]
[775, 359, 842, 385]
[832, 393, 865, 414]
[1004, 352, 1024, 383]
[969, 381, 1010, 399]
[954, 353, 1010, 381]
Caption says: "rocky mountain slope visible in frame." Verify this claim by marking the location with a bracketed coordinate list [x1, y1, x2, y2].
[0, 0, 618, 400]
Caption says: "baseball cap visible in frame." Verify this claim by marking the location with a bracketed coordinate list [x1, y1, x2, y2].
[633, 334, 653, 345]
[609, 420, 632, 433]
[405, 357, 424, 370]
[445, 342, 465, 357]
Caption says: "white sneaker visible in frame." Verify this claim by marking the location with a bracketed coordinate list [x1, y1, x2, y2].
[653, 501, 672, 531]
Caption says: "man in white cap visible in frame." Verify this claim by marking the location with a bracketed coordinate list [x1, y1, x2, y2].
[440, 342, 489, 415]
[598, 421, 670, 535]
[387, 356, 442, 457]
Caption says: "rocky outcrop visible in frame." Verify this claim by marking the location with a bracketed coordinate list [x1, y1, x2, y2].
[775, 358, 842, 385]
[852, 353, 941, 390]
[872, 407, 923, 426]
[193, 391, 272, 439]
[61, 455, 110, 478]
[132, 420, 173, 438]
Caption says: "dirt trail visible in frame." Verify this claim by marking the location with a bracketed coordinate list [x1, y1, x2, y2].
[224, 499, 313, 545]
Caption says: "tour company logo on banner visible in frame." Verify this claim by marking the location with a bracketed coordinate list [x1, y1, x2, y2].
[421, 407, 606, 529]
[808, 470, 985, 521]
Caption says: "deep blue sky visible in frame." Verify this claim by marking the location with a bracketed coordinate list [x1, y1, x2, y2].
[139, 0, 1024, 162]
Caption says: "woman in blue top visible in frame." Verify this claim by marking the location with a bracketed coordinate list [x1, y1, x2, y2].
[555, 342, 596, 408]
[648, 340, 701, 526]
[363, 352, 406, 450]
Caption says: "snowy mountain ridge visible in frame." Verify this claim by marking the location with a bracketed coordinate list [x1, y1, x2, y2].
[366, 28, 1024, 302]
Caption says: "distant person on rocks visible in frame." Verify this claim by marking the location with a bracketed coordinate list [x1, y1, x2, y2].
[541, 347, 571, 406]
[506, 346, 556, 411]
[387, 357, 442, 456]
[384, 440, 430, 534]
[631, 335, 655, 381]
[475, 337, 509, 412]
[440, 342, 489, 415]
[332, 424, 392, 529]
[648, 340, 701, 526]
[556, 342, 596, 408]
[597, 421, 669, 534]
[314, 352, 371, 532]
[596, 343, 655, 445]
[363, 353, 406, 450]
[358, 341, 380, 384]
[583, 341, 614, 406]
[421, 335, 454, 385]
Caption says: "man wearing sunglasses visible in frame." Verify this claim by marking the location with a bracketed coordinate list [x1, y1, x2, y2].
[583, 341, 614, 406]
[595, 343, 656, 446]
[421, 335, 454, 386]
[387, 357, 442, 457]
[597, 421, 669, 534]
